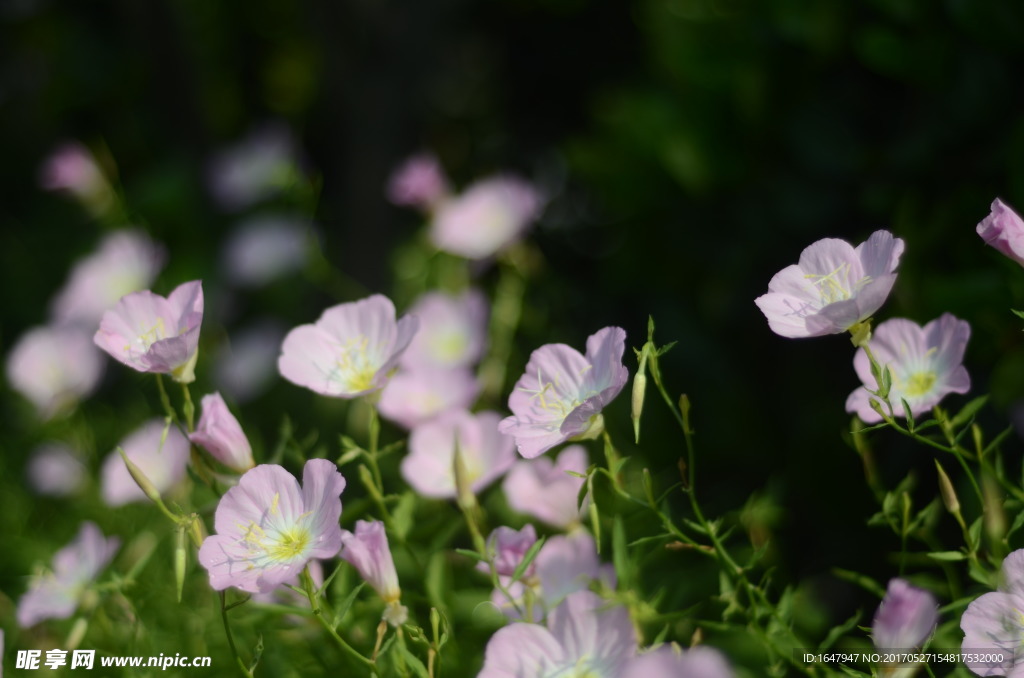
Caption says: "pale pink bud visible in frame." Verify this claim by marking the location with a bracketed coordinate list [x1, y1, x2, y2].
[189, 392, 255, 472]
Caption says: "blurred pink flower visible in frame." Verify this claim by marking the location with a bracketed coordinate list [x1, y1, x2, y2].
[377, 367, 480, 430]
[873, 579, 938, 650]
[400, 289, 488, 370]
[6, 325, 104, 418]
[207, 123, 301, 211]
[189, 392, 255, 473]
[214, 320, 286, 403]
[977, 198, 1024, 267]
[101, 418, 190, 507]
[480, 525, 538, 578]
[278, 294, 418, 398]
[755, 230, 904, 338]
[50, 229, 166, 327]
[198, 459, 345, 594]
[503, 445, 588, 528]
[479, 591, 636, 678]
[387, 152, 449, 209]
[17, 522, 120, 627]
[339, 520, 407, 625]
[846, 314, 970, 423]
[623, 646, 734, 678]
[27, 443, 86, 497]
[960, 549, 1024, 675]
[500, 327, 628, 459]
[222, 215, 310, 287]
[38, 142, 113, 215]
[401, 410, 516, 499]
[94, 280, 204, 384]
[430, 176, 542, 259]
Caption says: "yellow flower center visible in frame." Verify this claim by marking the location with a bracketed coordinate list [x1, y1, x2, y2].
[805, 264, 872, 305]
[904, 371, 937, 398]
[266, 526, 311, 562]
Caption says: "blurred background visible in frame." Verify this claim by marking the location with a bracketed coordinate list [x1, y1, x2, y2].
[4, 0, 1024, 673]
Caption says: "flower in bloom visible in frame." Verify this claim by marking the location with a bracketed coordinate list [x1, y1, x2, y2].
[430, 176, 542, 260]
[6, 325, 104, 418]
[339, 520, 407, 625]
[198, 459, 345, 594]
[500, 327, 628, 459]
[206, 122, 302, 211]
[387, 152, 450, 209]
[278, 294, 418, 398]
[961, 549, 1024, 675]
[222, 215, 310, 287]
[872, 579, 938, 650]
[503, 445, 588, 529]
[481, 525, 538, 578]
[401, 410, 517, 499]
[101, 419, 191, 506]
[38, 142, 113, 215]
[977, 198, 1024, 268]
[189, 392, 255, 472]
[755, 230, 905, 338]
[400, 289, 488, 370]
[378, 368, 481, 430]
[17, 522, 120, 627]
[27, 443, 86, 497]
[846, 314, 970, 423]
[622, 645, 734, 678]
[50, 229, 166, 328]
[478, 590, 636, 678]
[94, 280, 204, 384]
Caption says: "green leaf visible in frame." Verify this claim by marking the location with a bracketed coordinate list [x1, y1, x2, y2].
[392, 491, 417, 540]
[512, 537, 546, 583]
[331, 581, 366, 630]
[454, 548, 484, 562]
[901, 398, 915, 432]
[927, 550, 966, 562]
[1012, 309, 1024, 320]
[951, 396, 989, 428]
[611, 517, 633, 590]
[819, 610, 863, 650]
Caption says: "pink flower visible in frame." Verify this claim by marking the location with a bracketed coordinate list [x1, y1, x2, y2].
[961, 549, 1024, 675]
[873, 579, 938, 651]
[755, 230, 905, 338]
[387, 153, 449, 209]
[623, 646, 734, 678]
[481, 525, 538, 578]
[94, 280, 204, 384]
[503, 445, 588, 528]
[377, 368, 481, 430]
[222, 215, 310, 287]
[430, 176, 542, 260]
[977, 198, 1024, 267]
[17, 522, 120, 627]
[278, 294, 418, 398]
[500, 327, 628, 459]
[101, 419, 191, 507]
[401, 410, 517, 499]
[27, 443, 86, 497]
[6, 325, 104, 418]
[400, 289, 488, 370]
[198, 459, 345, 594]
[206, 123, 301, 211]
[340, 520, 407, 625]
[846, 314, 970, 423]
[38, 142, 113, 215]
[50, 229, 166, 328]
[479, 591, 636, 678]
[189, 392, 255, 472]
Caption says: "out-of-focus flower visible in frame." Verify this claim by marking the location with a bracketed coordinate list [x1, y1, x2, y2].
[101, 419, 190, 507]
[189, 392, 255, 472]
[6, 325, 104, 418]
[278, 294, 418, 398]
[846, 314, 970, 423]
[400, 289, 488, 370]
[214, 320, 285, 403]
[339, 520, 407, 625]
[503, 445, 588, 529]
[481, 525, 538, 578]
[94, 280, 204, 384]
[401, 410, 516, 499]
[198, 459, 345, 594]
[755, 230, 905, 338]
[500, 327, 628, 459]
[27, 443, 86, 497]
[623, 645, 735, 678]
[207, 123, 301, 211]
[222, 215, 310, 287]
[430, 176, 542, 260]
[387, 152, 449, 209]
[961, 549, 1024, 675]
[38, 142, 113, 216]
[479, 591, 636, 678]
[977, 198, 1024, 267]
[50, 229, 166, 328]
[17, 522, 120, 627]
[873, 579, 938, 650]
[377, 368, 480, 430]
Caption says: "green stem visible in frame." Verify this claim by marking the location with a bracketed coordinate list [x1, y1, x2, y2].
[182, 382, 195, 432]
[302, 567, 377, 672]
[155, 374, 177, 423]
[219, 592, 255, 678]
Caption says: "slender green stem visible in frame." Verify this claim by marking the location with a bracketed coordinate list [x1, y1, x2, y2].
[155, 374, 177, 423]
[302, 567, 377, 672]
[219, 592, 255, 678]
[181, 383, 195, 432]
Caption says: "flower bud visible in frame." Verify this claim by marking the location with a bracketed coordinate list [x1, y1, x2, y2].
[872, 579, 938, 650]
[188, 392, 255, 472]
